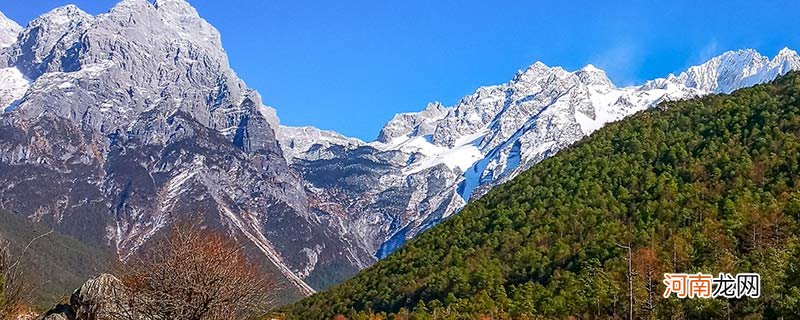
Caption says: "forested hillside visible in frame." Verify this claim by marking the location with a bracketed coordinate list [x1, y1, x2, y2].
[0, 210, 116, 308]
[283, 72, 800, 319]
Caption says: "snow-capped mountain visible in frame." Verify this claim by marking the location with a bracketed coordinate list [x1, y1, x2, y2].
[0, 10, 20, 48]
[0, 0, 375, 299]
[280, 47, 800, 258]
[0, 11, 24, 110]
[648, 48, 800, 94]
[277, 125, 366, 162]
[2, 0, 799, 302]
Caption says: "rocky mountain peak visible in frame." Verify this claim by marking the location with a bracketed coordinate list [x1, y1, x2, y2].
[512, 61, 557, 83]
[286, 47, 800, 261]
[715, 48, 769, 71]
[7, 0, 251, 136]
[0, 0, 376, 298]
[776, 46, 797, 58]
[376, 101, 450, 143]
[673, 48, 799, 93]
[773, 47, 800, 73]
[108, 0, 153, 12]
[32, 4, 92, 28]
[9, 5, 91, 80]
[575, 64, 615, 88]
[423, 101, 446, 113]
[153, 0, 223, 49]
[278, 125, 366, 161]
[0, 11, 21, 48]
[154, 0, 203, 19]
[677, 49, 768, 93]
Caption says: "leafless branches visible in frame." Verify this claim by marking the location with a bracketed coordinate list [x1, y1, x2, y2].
[0, 237, 34, 320]
[112, 223, 276, 320]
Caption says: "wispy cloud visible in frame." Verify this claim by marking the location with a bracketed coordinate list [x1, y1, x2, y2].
[695, 40, 720, 64]
[591, 42, 642, 87]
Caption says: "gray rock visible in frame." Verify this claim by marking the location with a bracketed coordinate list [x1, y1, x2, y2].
[279, 48, 800, 259]
[3, 0, 800, 301]
[40, 274, 127, 320]
[0, 0, 372, 298]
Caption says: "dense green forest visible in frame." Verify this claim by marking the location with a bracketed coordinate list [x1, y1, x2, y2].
[282, 72, 800, 319]
[0, 210, 116, 308]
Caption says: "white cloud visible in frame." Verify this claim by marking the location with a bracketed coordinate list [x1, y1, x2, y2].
[696, 40, 720, 64]
[591, 42, 642, 87]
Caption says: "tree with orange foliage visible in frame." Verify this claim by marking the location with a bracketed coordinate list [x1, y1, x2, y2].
[114, 223, 275, 320]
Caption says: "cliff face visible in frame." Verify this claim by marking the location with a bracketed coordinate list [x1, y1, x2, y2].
[0, 0, 373, 297]
[3, 0, 800, 303]
[281, 48, 800, 258]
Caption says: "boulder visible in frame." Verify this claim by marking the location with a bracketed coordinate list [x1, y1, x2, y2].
[40, 274, 129, 320]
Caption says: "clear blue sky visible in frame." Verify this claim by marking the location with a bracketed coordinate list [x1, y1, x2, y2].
[2, 1, 799, 140]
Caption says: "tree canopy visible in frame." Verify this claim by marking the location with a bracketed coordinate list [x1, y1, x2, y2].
[282, 72, 800, 319]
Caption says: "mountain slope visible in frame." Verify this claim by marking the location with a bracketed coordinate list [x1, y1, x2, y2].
[284, 72, 800, 319]
[0, 10, 20, 48]
[281, 48, 800, 259]
[0, 0, 373, 298]
[0, 209, 117, 308]
[4, 1, 800, 305]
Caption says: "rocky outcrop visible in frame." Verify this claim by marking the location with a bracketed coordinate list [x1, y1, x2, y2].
[41, 274, 126, 320]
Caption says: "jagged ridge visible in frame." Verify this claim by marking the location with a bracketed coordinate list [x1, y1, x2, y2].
[0, 0, 375, 300]
[280, 47, 800, 259]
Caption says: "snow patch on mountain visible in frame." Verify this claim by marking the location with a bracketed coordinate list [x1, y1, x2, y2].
[383, 129, 486, 175]
[278, 125, 366, 161]
[280, 48, 800, 260]
[0, 67, 28, 112]
[5, 0, 799, 287]
[0, 0, 379, 297]
[646, 48, 800, 94]
[0, 11, 21, 48]
[377, 102, 450, 143]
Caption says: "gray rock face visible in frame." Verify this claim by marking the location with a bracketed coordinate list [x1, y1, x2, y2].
[3, 0, 800, 300]
[289, 144, 464, 258]
[377, 102, 449, 143]
[280, 48, 800, 258]
[41, 274, 126, 320]
[0, 11, 20, 48]
[70, 274, 126, 320]
[0, 0, 373, 298]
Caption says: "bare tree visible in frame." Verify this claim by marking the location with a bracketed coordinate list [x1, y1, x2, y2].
[113, 223, 275, 320]
[0, 240, 24, 319]
[616, 242, 634, 320]
[1, 230, 50, 320]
